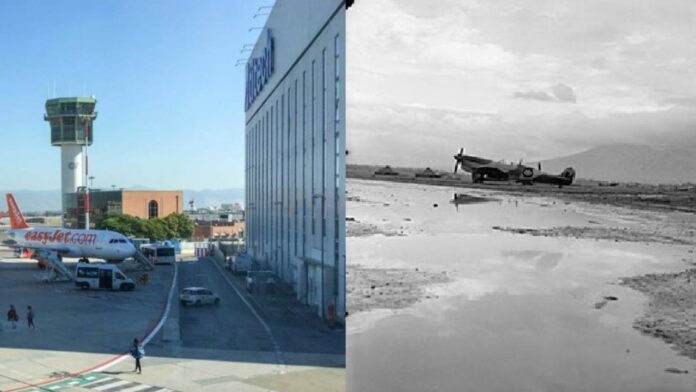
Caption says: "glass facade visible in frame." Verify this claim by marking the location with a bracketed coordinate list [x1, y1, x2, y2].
[244, 1, 345, 321]
[64, 190, 122, 229]
[45, 98, 96, 146]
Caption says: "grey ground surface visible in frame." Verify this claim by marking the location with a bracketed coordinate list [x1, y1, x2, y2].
[0, 251, 345, 392]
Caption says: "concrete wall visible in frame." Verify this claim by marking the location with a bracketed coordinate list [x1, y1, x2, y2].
[245, 0, 346, 322]
[122, 191, 184, 219]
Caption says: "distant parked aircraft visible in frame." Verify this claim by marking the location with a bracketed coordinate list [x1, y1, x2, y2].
[453, 148, 575, 188]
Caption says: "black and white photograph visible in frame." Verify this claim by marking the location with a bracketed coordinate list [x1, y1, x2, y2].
[346, 0, 696, 391]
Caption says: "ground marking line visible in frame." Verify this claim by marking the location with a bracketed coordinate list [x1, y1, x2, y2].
[207, 256, 287, 373]
[92, 380, 132, 390]
[93, 262, 178, 372]
[80, 377, 114, 387]
[119, 385, 154, 392]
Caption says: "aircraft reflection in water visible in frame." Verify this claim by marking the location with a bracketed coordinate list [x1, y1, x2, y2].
[453, 148, 576, 188]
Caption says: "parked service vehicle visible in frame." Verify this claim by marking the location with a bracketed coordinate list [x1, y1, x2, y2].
[246, 270, 276, 293]
[179, 287, 220, 306]
[141, 242, 176, 265]
[229, 252, 255, 274]
[75, 262, 135, 291]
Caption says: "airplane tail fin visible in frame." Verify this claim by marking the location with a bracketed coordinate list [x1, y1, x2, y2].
[561, 168, 576, 183]
[6, 194, 29, 229]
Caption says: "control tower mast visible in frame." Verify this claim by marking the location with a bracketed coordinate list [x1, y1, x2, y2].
[44, 97, 97, 228]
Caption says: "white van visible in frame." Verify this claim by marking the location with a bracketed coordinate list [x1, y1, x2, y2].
[75, 263, 135, 291]
[230, 252, 256, 274]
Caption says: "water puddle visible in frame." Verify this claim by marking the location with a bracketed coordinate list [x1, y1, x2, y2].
[348, 179, 696, 392]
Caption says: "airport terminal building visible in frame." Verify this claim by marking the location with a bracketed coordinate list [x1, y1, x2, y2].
[244, 0, 346, 321]
[64, 189, 183, 228]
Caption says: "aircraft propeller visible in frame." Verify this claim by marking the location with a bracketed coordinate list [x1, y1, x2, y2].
[453, 148, 465, 173]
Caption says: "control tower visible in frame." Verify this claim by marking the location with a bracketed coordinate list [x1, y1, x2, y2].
[44, 97, 97, 225]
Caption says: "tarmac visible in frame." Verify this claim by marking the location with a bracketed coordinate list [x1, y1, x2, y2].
[0, 252, 173, 391]
[0, 249, 345, 392]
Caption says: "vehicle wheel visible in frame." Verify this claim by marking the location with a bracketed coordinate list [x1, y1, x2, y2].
[81, 283, 89, 290]
[214, 298, 220, 305]
[120, 283, 128, 291]
[195, 300, 201, 306]
[180, 300, 187, 306]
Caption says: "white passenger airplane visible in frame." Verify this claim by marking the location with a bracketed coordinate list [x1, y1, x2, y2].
[3, 193, 137, 262]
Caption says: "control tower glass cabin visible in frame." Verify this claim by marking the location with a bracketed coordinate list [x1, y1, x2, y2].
[44, 97, 97, 225]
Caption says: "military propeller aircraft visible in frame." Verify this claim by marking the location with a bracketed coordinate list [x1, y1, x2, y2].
[453, 148, 576, 188]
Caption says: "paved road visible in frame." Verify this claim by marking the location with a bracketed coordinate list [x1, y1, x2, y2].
[178, 257, 275, 352]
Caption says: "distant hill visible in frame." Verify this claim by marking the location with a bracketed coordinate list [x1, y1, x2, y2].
[538, 144, 696, 184]
[0, 190, 62, 213]
[0, 188, 244, 213]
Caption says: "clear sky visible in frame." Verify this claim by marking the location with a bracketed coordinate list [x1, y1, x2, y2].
[0, 1, 270, 191]
[348, 0, 696, 169]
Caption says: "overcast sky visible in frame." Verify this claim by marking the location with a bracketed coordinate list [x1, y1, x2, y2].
[347, 0, 696, 169]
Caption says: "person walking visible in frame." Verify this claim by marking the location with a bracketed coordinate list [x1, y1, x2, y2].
[26, 306, 35, 329]
[7, 305, 18, 329]
[131, 338, 144, 374]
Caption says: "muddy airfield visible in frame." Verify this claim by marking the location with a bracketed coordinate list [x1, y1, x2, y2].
[346, 178, 696, 392]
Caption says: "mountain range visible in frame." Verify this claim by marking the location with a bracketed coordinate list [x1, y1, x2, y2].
[538, 144, 696, 184]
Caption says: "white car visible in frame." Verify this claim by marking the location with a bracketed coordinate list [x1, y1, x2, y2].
[246, 271, 277, 293]
[179, 287, 220, 306]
